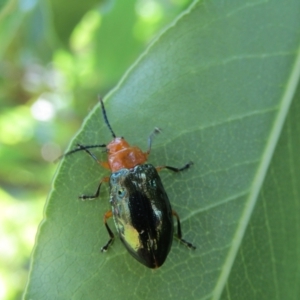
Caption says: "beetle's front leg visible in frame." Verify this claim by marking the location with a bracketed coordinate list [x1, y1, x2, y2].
[79, 176, 109, 200]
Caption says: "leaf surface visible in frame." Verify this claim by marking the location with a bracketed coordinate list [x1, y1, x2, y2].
[24, 1, 300, 299]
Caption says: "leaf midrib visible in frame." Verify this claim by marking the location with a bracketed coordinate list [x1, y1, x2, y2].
[211, 47, 300, 300]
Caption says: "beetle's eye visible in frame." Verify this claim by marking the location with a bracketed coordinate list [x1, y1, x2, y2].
[117, 188, 126, 198]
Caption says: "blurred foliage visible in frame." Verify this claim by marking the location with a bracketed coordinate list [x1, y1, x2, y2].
[0, 0, 192, 299]
[22, 0, 300, 299]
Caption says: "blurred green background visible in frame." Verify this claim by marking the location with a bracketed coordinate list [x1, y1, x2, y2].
[0, 0, 192, 298]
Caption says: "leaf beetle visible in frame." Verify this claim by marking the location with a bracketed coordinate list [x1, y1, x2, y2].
[59, 97, 196, 268]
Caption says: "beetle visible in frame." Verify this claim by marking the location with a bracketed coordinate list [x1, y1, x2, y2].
[59, 97, 195, 268]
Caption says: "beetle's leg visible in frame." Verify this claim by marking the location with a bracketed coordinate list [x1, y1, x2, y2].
[79, 176, 109, 200]
[156, 161, 193, 173]
[101, 210, 115, 252]
[146, 127, 161, 154]
[54, 143, 106, 162]
[172, 210, 196, 249]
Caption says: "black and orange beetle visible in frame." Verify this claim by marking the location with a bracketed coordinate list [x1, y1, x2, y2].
[60, 97, 195, 268]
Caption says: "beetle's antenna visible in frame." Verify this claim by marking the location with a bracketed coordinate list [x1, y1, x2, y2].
[99, 96, 116, 138]
[147, 127, 161, 154]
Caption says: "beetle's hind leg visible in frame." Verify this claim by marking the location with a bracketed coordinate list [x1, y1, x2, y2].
[101, 210, 115, 252]
[158, 162, 195, 248]
[172, 210, 196, 249]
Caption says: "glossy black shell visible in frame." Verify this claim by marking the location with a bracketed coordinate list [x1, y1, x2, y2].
[109, 164, 173, 268]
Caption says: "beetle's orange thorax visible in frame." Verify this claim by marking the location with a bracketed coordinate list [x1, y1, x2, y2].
[105, 137, 148, 172]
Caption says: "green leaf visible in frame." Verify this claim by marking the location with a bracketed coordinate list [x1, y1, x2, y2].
[24, 1, 300, 299]
[220, 86, 300, 299]
[0, 0, 26, 58]
[0, 0, 55, 61]
[50, 0, 101, 44]
[92, 0, 143, 90]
